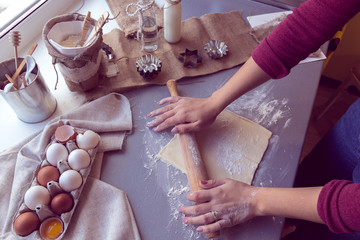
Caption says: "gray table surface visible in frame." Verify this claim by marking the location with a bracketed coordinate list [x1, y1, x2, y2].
[100, 1, 324, 239]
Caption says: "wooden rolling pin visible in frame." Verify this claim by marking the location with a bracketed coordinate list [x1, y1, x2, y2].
[166, 80, 219, 239]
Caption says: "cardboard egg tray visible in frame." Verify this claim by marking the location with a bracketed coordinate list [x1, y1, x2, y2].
[12, 125, 100, 240]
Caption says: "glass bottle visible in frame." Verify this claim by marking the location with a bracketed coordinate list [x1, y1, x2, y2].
[138, 0, 158, 52]
[164, 0, 182, 43]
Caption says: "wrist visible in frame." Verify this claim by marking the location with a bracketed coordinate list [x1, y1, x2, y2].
[252, 187, 270, 217]
[209, 90, 229, 115]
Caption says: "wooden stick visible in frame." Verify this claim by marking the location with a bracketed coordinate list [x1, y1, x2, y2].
[83, 11, 109, 46]
[11, 43, 38, 83]
[14, 46, 19, 70]
[21, 76, 27, 87]
[77, 11, 92, 46]
[5, 74, 18, 90]
[166, 80, 220, 239]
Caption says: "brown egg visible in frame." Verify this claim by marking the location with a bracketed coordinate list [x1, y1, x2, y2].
[37, 166, 60, 187]
[50, 193, 74, 215]
[55, 125, 77, 143]
[13, 212, 40, 236]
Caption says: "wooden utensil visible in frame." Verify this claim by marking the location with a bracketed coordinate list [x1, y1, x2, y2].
[77, 11, 92, 46]
[9, 30, 21, 88]
[9, 31, 21, 69]
[166, 80, 220, 239]
[11, 43, 38, 84]
[5, 74, 18, 90]
[83, 11, 109, 46]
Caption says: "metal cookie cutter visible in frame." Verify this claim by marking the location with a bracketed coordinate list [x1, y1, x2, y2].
[204, 40, 228, 59]
[178, 48, 202, 68]
[136, 54, 162, 79]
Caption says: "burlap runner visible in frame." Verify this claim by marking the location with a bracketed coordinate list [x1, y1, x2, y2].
[85, 10, 259, 100]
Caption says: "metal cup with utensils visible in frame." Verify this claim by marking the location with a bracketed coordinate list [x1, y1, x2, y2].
[0, 57, 57, 123]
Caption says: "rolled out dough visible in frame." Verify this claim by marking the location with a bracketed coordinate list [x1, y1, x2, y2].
[156, 110, 272, 185]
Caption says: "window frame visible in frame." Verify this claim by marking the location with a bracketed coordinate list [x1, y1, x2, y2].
[0, 0, 82, 62]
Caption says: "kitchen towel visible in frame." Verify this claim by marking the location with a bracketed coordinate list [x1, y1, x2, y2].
[84, 10, 259, 101]
[0, 93, 141, 240]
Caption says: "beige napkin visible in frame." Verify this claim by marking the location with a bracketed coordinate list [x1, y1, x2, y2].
[0, 93, 141, 240]
[85, 10, 258, 101]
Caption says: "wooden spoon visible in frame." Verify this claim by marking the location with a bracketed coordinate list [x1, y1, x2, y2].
[77, 11, 92, 46]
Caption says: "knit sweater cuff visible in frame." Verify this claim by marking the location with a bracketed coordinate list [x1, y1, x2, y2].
[318, 180, 360, 233]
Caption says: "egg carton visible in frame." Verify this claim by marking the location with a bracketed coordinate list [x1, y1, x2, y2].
[12, 125, 100, 240]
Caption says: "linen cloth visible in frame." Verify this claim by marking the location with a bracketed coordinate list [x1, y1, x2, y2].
[0, 93, 141, 240]
[84, 10, 259, 100]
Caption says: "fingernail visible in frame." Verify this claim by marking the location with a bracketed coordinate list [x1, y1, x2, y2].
[196, 226, 203, 232]
[171, 127, 179, 134]
[147, 112, 153, 117]
[182, 218, 188, 224]
[146, 120, 155, 127]
[200, 180, 208, 185]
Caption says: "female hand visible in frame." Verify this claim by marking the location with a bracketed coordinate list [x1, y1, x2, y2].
[146, 96, 222, 134]
[178, 179, 259, 234]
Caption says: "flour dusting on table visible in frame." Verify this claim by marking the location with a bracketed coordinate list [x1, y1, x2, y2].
[141, 126, 203, 239]
[228, 82, 291, 129]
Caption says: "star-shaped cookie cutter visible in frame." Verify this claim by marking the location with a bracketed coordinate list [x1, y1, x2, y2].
[178, 48, 202, 68]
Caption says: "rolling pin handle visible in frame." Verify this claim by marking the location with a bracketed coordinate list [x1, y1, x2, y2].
[166, 79, 179, 97]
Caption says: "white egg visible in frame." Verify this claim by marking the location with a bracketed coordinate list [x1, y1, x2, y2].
[24, 185, 51, 210]
[46, 143, 68, 167]
[76, 130, 100, 150]
[68, 149, 91, 170]
[59, 170, 82, 192]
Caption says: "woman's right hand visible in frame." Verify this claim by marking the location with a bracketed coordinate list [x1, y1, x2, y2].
[146, 95, 222, 134]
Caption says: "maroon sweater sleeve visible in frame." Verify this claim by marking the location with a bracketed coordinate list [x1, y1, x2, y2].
[318, 180, 360, 233]
[252, 0, 360, 79]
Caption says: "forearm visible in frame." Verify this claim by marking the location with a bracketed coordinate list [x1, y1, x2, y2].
[210, 56, 271, 112]
[255, 186, 324, 224]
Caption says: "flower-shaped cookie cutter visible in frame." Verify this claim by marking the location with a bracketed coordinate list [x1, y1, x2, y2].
[136, 54, 162, 79]
[204, 40, 228, 59]
[178, 48, 202, 68]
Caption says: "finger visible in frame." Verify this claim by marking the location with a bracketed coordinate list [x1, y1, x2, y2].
[151, 111, 193, 132]
[157, 96, 181, 105]
[186, 190, 213, 203]
[196, 219, 229, 233]
[152, 116, 180, 132]
[147, 104, 174, 118]
[199, 179, 227, 189]
[171, 121, 200, 134]
[179, 202, 211, 216]
[146, 110, 177, 129]
[183, 211, 217, 225]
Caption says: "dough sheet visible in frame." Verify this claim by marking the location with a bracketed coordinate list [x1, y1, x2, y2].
[157, 110, 272, 185]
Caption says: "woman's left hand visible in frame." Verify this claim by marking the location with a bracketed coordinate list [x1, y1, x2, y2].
[178, 178, 259, 234]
